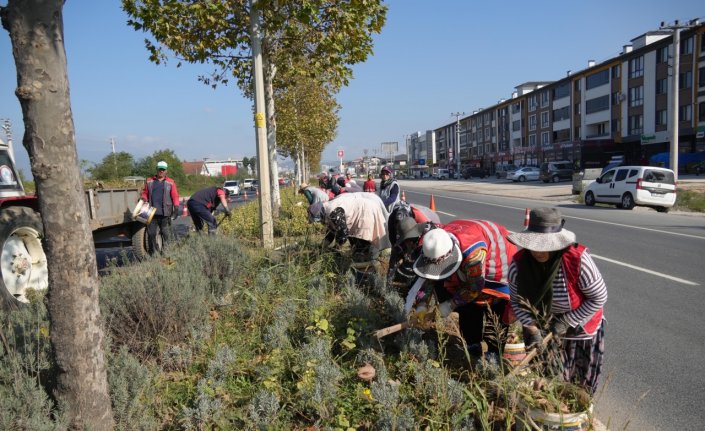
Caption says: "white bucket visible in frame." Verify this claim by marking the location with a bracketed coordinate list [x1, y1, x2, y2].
[132, 200, 156, 225]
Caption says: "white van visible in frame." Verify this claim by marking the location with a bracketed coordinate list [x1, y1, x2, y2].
[434, 169, 450, 180]
[584, 166, 676, 212]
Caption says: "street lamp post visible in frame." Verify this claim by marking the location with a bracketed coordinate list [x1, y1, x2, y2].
[660, 18, 699, 180]
[451, 112, 465, 178]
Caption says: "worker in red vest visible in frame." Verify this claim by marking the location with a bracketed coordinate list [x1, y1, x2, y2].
[507, 207, 607, 395]
[407, 219, 517, 358]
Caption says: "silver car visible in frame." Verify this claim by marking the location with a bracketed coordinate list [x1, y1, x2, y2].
[508, 166, 540, 182]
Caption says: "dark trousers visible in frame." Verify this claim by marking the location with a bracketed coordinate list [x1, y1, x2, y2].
[187, 200, 217, 233]
[147, 215, 172, 255]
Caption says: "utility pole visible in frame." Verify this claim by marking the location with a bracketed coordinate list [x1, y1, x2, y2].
[660, 18, 699, 181]
[109, 137, 115, 154]
[250, 0, 274, 249]
[451, 112, 465, 178]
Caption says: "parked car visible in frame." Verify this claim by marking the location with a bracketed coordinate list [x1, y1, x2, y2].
[250, 179, 259, 191]
[540, 161, 574, 183]
[223, 180, 240, 195]
[434, 169, 450, 180]
[243, 178, 255, 190]
[584, 166, 676, 212]
[572, 168, 601, 195]
[507, 166, 540, 182]
[462, 167, 488, 179]
[495, 164, 518, 179]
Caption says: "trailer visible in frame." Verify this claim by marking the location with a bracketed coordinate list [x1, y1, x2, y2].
[1, 132, 150, 306]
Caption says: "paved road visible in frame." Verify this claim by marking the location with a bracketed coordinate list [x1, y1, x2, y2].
[399, 177, 705, 431]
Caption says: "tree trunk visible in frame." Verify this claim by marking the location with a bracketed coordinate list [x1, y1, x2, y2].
[263, 57, 281, 217]
[1, 2, 114, 430]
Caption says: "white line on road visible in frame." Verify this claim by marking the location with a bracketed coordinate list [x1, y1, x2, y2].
[436, 210, 456, 217]
[590, 254, 699, 286]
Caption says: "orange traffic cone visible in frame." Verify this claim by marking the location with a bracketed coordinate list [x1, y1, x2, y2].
[181, 198, 189, 217]
[256, 187, 259, 197]
[244, 190, 248, 200]
[523, 208, 530, 227]
[429, 194, 436, 211]
[401, 190, 406, 202]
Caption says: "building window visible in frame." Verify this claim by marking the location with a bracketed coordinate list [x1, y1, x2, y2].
[699, 102, 705, 122]
[679, 104, 692, 122]
[612, 64, 621, 79]
[512, 103, 521, 114]
[552, 83, 570, 100]
[702, 33, 705, 52]
[656, 78, 668, 95]
[612, 118, 621, 133]
[628, 114, 643, 135]
[529, 115, 537, 131]
[540, 91, 550, 108]
[680, 36, 693, 55]
[586, 69, 609, 89]
[512, 120, 521, 132]
[552, 106, 570, 122]
[679, 70, 692, 89]
[541, 111, 549, 128]
[484, 127, 490, 140]
[656, 109, 667, 126]
[586, 95, 610, 114]
[629, 86, 643, 107]
[629, 56, 644, 78]
[528, 95, 537, 112]
[612, 91, 621, 105]
[541, 132, 550, 146]
[656, 46, 669, 63]
[528, 134, 536, 147]
[574, 103, 581, 115]
[700, 67, 705, 88]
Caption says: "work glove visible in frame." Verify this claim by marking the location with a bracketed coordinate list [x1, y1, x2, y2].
[523, 325, 544, 352]
[438, 300, 455, 318]
[171, 205, 180, 220]
[224, 209, 232, 218]
[549, 315, 570, 341]
[408, 303, 434, 328]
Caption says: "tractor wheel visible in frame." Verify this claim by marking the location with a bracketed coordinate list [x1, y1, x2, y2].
[0, 207, 48, 308]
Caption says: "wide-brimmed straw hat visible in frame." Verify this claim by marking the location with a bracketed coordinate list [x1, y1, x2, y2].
[507, 207, 576, 252]
[413, 229, 461, 280]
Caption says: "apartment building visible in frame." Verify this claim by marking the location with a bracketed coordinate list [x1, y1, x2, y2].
[414, 20, 705, 175]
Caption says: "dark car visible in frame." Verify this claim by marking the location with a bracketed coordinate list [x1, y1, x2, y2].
[539, 161, 574, 183]
[462, 167, 488, 179]
[495, 164, 519, 179]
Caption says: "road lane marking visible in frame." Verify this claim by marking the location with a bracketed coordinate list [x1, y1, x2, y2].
[436, 210, 456, 217]
[406, 190, 705, 241]
[590, 254, 699, 286]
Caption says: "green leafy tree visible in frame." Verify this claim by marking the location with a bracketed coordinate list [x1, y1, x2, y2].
[122, 0, 387, 212]
[88, 151, 135, 180]
[135, 149, 186, 185]
[276, 72, 339, 184]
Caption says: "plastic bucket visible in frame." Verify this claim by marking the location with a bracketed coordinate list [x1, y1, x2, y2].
[132, 200, 156, 225]
[523, 403, 593, 431]
[503, 342, 526, 364]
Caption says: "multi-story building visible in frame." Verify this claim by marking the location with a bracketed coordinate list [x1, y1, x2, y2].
[414, 20, 705, 175]
[407, 130, 436, 177]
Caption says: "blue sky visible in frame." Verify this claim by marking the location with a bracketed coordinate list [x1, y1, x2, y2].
[1, 0, 703, 175]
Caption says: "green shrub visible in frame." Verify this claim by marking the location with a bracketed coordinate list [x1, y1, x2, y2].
[675, 189, 705, 212]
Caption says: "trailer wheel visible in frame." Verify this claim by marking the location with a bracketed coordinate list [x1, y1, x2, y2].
[131, 226, 148, 261]
[0, 207, 48, 307]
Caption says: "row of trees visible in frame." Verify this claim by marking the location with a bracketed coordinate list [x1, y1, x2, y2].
[1, 0, 386, 429]
[87, 149, 186, 183]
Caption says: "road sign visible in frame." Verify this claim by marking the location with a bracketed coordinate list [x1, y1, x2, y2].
[337, 150, 344, 158]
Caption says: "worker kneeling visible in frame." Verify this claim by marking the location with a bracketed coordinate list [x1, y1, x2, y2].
[405, 220, 517, 359]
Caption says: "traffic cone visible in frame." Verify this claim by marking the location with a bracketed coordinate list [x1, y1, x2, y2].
[523, 208, 530, 227]
[244, 190, 248, 200]
[181, 198, 189, 217]
[401, 190, 406, 202]
[256, 187, 259, 197]
[429, 194, 436, 211]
